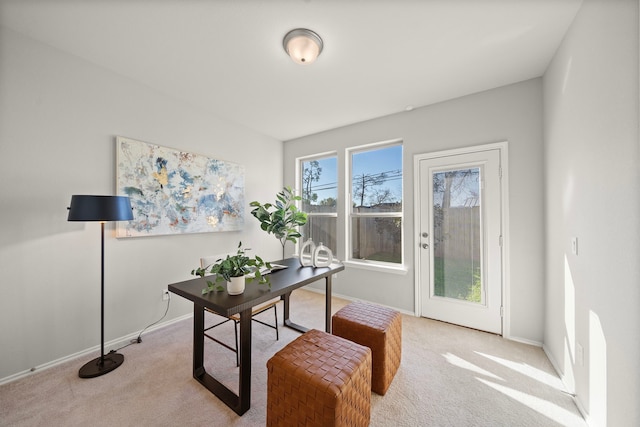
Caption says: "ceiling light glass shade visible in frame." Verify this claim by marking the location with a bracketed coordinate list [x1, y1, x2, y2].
[283, 28, 323, 64]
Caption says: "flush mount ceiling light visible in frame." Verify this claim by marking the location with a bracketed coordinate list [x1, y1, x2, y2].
[283, 28, 323, 64]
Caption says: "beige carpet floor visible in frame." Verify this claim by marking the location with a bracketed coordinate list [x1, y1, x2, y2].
[0, 289, 585, 426]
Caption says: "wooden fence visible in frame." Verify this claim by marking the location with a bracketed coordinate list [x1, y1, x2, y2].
[303, 215, 402, 261]
[433, 206, 480, 261]
[302, 206, 478, 263]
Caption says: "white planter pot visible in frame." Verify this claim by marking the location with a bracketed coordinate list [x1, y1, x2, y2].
[227, 276, 246, 295]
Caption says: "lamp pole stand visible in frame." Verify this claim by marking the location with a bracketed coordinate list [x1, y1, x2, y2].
[78, 222, 124, 378]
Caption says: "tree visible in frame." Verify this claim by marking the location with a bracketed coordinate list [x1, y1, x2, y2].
[302, 160, 322, 207]
[432, 169, 479, 258]
[351, 172, 388, 259]
[370, 188, 394, 207]
[434, 170, 477, 210]
[352, 172, 387, 208]
[319, 197, 337, 207]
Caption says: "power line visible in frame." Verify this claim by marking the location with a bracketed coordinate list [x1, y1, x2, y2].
[306, 169, 403, 193]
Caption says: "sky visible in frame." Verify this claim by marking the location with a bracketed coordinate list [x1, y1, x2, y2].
[302, 144, 402, 206]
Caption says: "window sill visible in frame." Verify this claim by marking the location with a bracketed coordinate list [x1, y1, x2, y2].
[343, 260, 409, 275]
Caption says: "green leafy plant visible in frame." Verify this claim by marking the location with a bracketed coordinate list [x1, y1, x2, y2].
[249, 186, 307, 257]
[191, 241, 272, 294]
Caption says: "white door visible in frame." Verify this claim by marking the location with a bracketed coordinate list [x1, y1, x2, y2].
[417, 147, 503, 334]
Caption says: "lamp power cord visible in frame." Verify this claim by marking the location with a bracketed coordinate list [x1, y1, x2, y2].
[114, 292, 171, 352]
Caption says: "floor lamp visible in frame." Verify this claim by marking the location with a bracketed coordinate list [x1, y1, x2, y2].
[67, 195, 134, 378]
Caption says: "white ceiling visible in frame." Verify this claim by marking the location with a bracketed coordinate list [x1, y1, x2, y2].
[0, 0, 582, 141]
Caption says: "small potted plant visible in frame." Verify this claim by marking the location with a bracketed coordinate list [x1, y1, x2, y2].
[191, 242, 272, 295]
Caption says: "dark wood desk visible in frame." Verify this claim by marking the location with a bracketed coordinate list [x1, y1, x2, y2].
[168, 257, 344, 415]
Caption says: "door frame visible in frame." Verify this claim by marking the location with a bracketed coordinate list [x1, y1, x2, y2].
[413, 141, 511, 337]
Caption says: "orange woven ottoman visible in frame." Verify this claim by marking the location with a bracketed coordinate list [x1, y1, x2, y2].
[266, 329, 372, 427]
[332, 302, 401, 395]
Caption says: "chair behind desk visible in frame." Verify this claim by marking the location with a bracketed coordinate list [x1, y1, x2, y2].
[199, 255, 280, 366]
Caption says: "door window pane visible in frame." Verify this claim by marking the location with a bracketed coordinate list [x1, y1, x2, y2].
[432, 168, 482, 303]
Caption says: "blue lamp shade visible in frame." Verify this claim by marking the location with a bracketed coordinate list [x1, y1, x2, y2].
[67, 195, 134, 222]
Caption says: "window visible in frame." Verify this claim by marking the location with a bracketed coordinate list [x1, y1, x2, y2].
[299, 155, 338, 254]
[297, 142, 404, 271]
[349, 142, 403, 265]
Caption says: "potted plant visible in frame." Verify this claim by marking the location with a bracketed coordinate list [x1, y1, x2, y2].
[250, 186, 307, 258]
[191, 241, 272, 295]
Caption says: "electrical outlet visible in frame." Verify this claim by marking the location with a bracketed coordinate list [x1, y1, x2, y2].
[162, 289, 170, 301]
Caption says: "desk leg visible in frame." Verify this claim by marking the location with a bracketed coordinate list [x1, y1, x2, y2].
[238, 308, 252, 413]
[281, 292, 290, 325]
[193, 304, 205, 377]
[191, 303, 252, 416]
[282, 291, 308, 333]
[282, 275, 333, 334]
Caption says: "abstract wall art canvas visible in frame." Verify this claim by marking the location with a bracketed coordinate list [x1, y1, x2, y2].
[116, 136, 244, 237]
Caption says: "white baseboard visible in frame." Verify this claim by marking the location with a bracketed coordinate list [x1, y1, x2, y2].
[305, 287, 548, 348]
[542, 344, 571, 391]
[0, 313, 192, 386]
[542, 344, 590, 425]
[301, 285, 416, 317]
[504, 334, 543, 347]
[3, 286, 407, 386]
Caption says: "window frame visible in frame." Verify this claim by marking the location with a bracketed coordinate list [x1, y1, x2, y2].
[346, 139, 405, 271]
[296, 151, 339, 256]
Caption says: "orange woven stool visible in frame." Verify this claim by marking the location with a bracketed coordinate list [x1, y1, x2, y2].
[266, 329, 372, 427]
[332, 302, 402, 395]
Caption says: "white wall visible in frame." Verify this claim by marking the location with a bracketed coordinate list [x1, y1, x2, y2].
[543, 0, 640, 425]
[284, 78, 545, 344]
[0, 28, 283, 380]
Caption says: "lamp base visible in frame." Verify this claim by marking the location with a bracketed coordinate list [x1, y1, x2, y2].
[78, 351, 124, 378]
